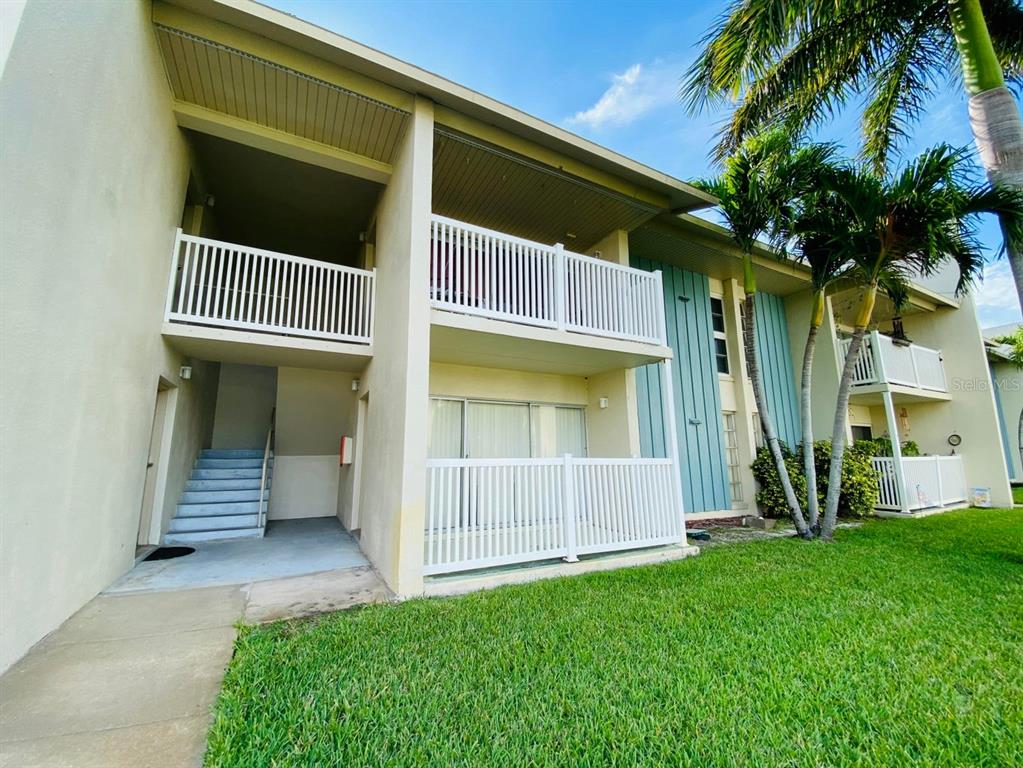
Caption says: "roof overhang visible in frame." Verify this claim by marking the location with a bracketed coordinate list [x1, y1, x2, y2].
[155, 0, 714, 213]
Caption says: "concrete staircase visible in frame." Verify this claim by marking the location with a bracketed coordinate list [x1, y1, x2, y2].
[164, 449, 271, 544]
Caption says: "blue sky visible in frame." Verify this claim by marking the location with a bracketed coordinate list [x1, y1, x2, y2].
[266, 0, 1020, 329]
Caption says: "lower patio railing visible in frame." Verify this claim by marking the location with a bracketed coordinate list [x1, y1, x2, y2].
[424, 456, 685, 575]
[872, 455, 967, 512]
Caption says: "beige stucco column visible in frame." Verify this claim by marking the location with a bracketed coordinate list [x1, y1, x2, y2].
[585, 229, 641, 457]
[355, 97, 434, 595]
[722, 279, 758, 506]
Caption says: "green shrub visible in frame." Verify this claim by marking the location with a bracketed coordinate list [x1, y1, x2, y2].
[750, 443, 807, 519]
[751, 440, 879, 519]
[867, 436, 921, 457]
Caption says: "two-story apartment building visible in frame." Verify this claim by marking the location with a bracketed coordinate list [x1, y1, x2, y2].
[0, 0, 1012, 673]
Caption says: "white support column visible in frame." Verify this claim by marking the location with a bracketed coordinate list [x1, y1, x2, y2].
[882, 390, 909, 514]
[660, 359, 688, 544]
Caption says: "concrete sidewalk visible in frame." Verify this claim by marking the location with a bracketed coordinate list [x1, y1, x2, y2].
[0, 566, 391, 768]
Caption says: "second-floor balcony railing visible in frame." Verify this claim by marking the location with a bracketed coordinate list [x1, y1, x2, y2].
[841, 330, 946, 392]
[428, 214, 667, 345]
[164, 230, 375, 344]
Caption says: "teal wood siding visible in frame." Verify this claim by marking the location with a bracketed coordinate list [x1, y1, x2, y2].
[991, 362, 1016, 478]
[632, 257, 731, 513]
[753, 292, 801, 448]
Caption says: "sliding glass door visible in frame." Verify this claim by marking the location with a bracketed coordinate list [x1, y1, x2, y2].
[428, 398, 587, 459]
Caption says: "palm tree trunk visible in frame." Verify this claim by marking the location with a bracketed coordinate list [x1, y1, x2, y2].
[821, 283, 877, 539]
[949, 0, 1023, 309]
[744, 294, 811, 537]
[800, 290, 825, 533]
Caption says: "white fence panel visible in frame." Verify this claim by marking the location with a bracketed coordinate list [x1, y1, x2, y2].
[424, 456, 684, 575]
[937, 456, 967, 505]
[165, 230, 375, 343]
[843, 337, 878, 385]
[912, 346, 947, 391]
[872, 455, 966, 512]
[562, 252, 664, 344]
[571, 459, 682, 555]
[843, 332, 946, 392]
[429, 216, 559, 329]
[901, 457, 943, 511]
[871, 458, 901, 509]
[428, 215, 666, 345]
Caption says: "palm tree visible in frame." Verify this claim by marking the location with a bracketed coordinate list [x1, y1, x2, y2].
[779, 178, 853, 532]
[808, 145, 1023, 538]
[681, 0, 1023, 308]
[695, 130, 833, 538]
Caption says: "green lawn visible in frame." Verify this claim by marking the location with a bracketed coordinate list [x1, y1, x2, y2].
[1013, 485, 1023, 505]
[207, 509, 1023, 767]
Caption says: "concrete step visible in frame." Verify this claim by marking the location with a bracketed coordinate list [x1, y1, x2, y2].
[191, 468, 263, 480]
[164, 527, 264, 544]
[175, 500, 261, 517]
[179, 488, 269, 504]
[185, 478, 265, 492]
[168, 513, 260, 533]
[200, 449, 269, 459]
[196, 458, 269, 469]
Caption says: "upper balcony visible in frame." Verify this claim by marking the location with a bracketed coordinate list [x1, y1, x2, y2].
[841, 331, 947, 397]
[427, 215, 671, 375]
[162, 230, 376, 371]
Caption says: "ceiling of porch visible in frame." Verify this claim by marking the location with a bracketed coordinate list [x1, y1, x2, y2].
[186, 131, 382, 265]
[154, 24, 410, 166]
[432, 129, 660, 252]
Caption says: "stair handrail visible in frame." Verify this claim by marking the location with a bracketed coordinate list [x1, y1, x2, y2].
[258, 409, 275, 530]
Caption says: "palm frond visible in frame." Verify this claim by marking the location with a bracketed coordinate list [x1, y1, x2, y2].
[680, 0, 826, 113]
[861, 21, 949, 173]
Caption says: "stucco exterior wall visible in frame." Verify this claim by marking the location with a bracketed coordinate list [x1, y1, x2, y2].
[355, 97, 433, 596]
[0, 0, 191, 671]
[586, 230, 641, 457]
[157, 360, 220, 541]
[430, 363, 588, 405]
[900, 297, 1012, 507]
[271, 367, 356, 520]
[211, 364, 277, 449]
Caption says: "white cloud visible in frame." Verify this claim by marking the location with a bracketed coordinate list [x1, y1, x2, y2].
[976, 259, 1023, 327]
[566, 62, 676, 130]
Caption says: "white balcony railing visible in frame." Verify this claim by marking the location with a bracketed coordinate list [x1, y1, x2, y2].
[424, 455, 685, 575]
[872, 455, 967, 512]
[429, 215, 667, 345]
[164, 230, 375, 344]
[841, 331, 946, 392]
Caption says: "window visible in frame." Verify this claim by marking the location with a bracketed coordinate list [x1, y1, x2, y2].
[722, 412, 743, 503]
[851, 425, 873, 443]
[428, 397, 587, 458]
[710, 297, 730, 375]
[751, 414, 764, 449]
